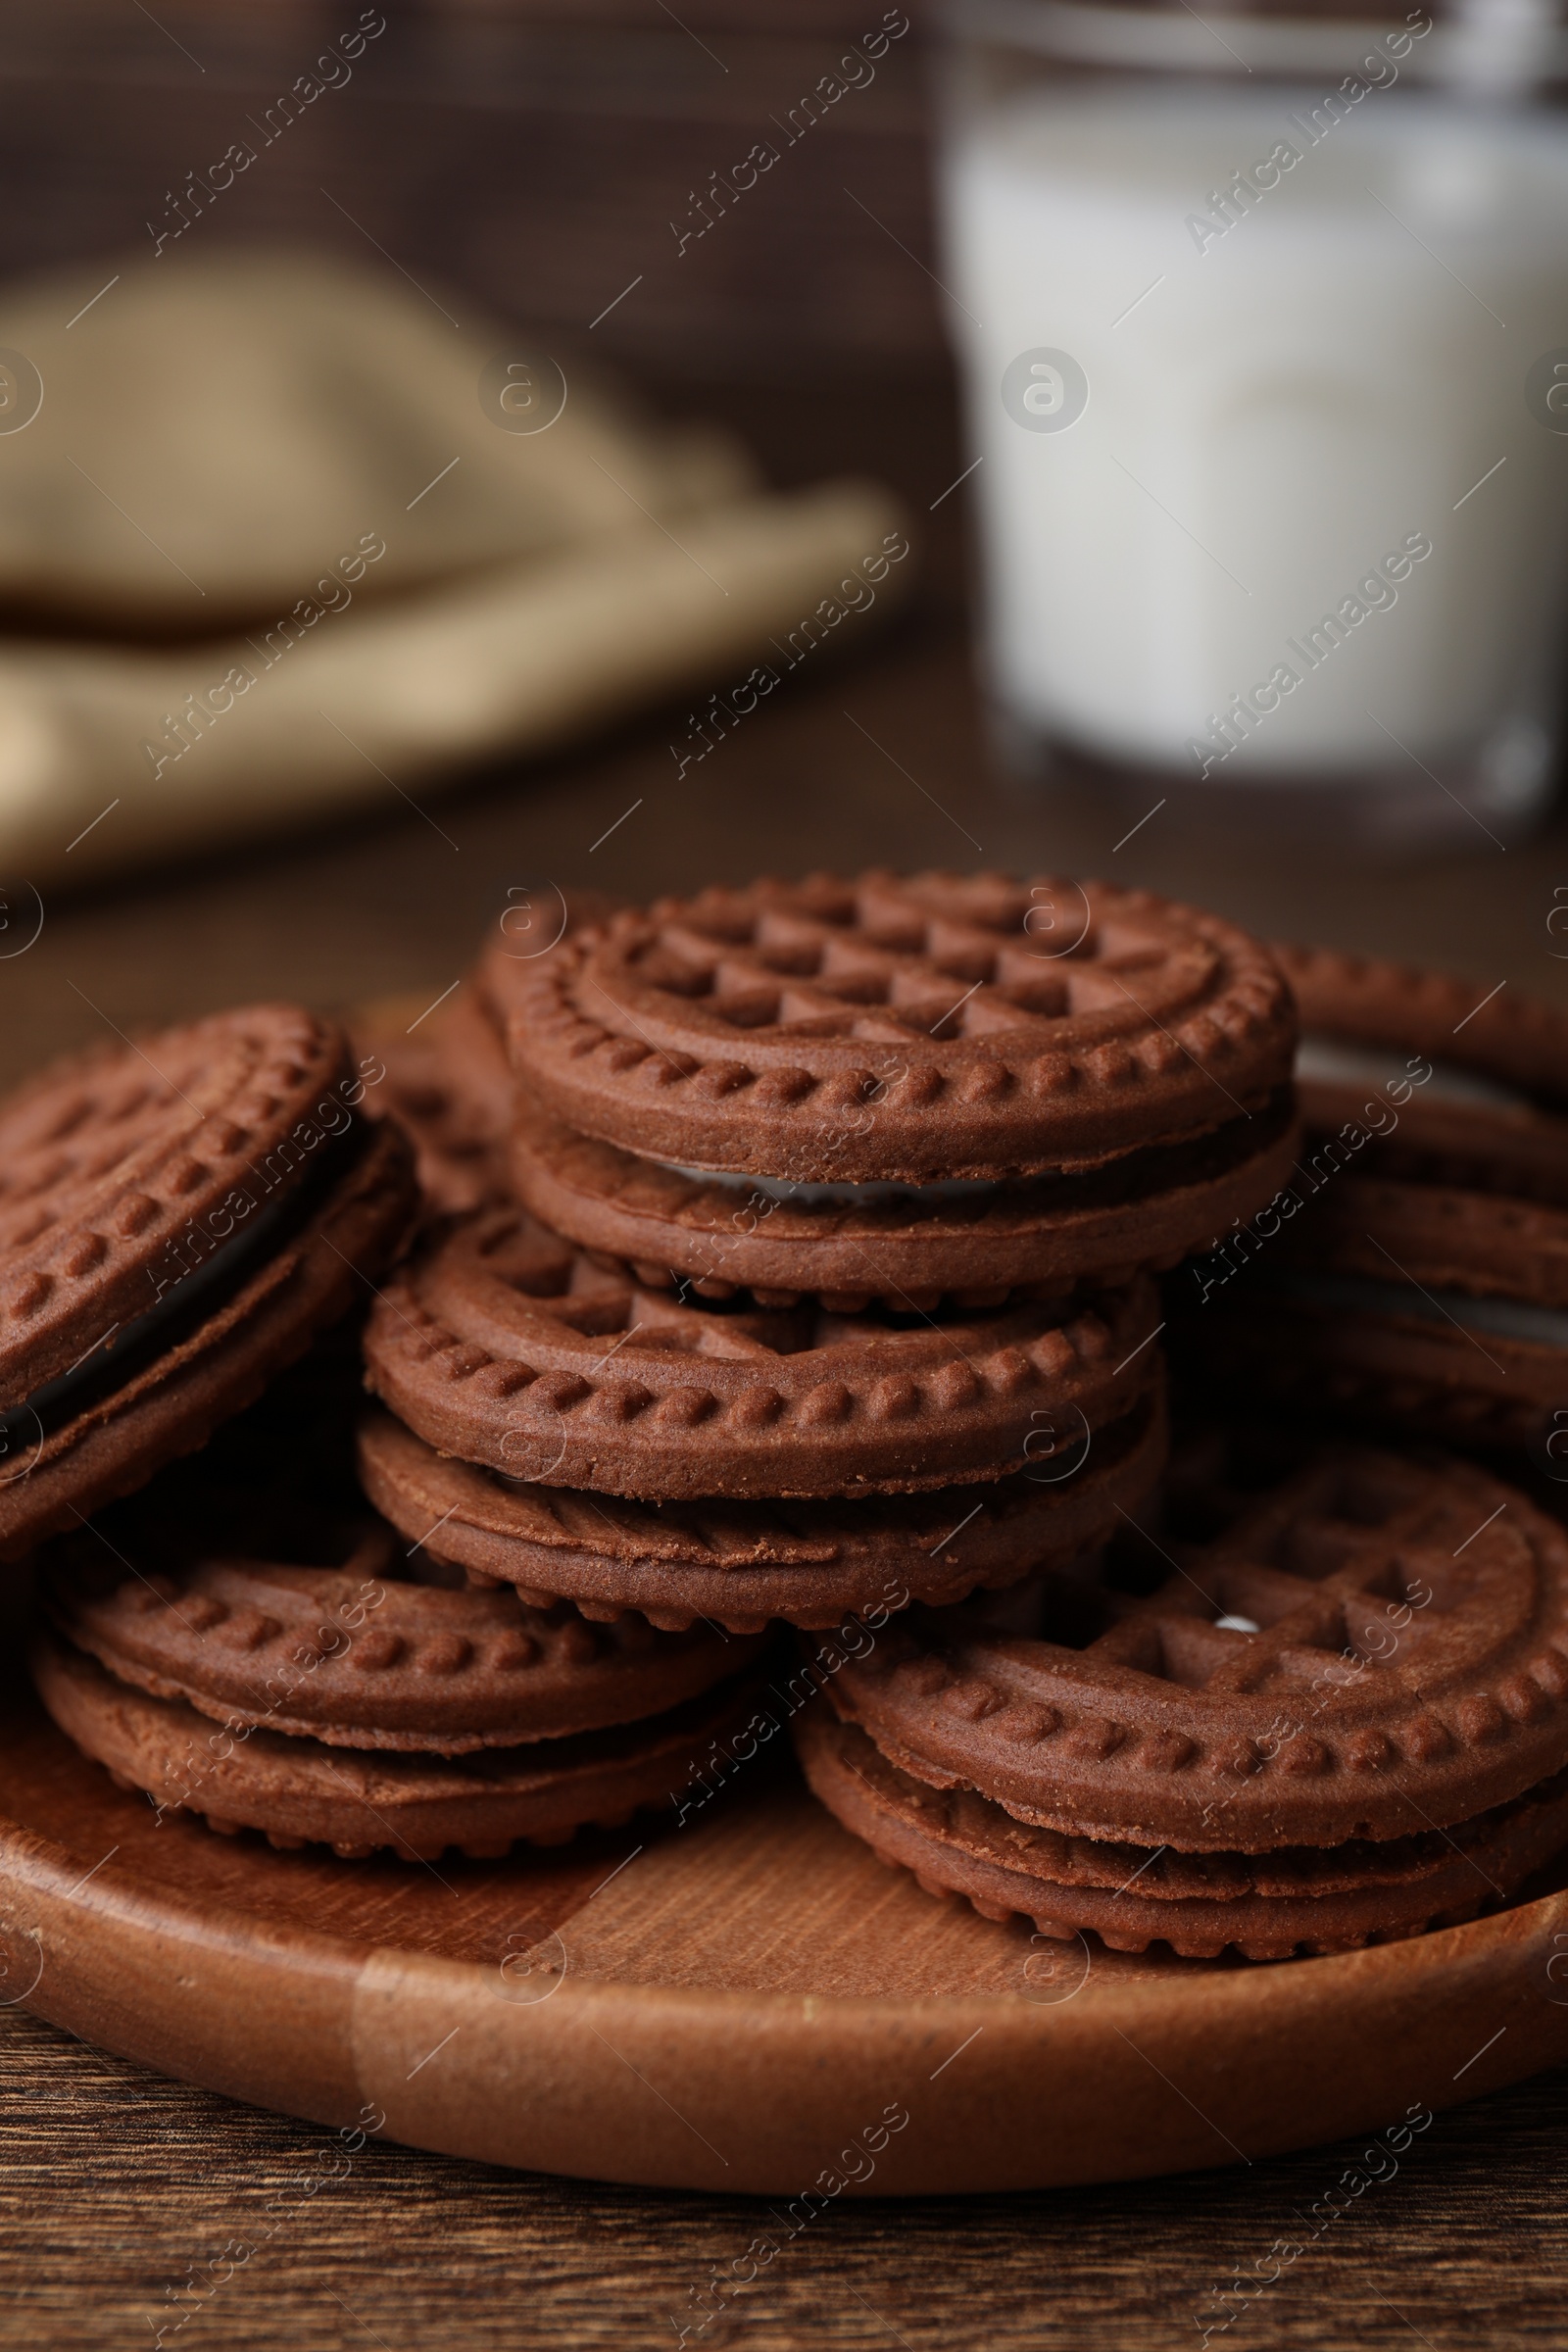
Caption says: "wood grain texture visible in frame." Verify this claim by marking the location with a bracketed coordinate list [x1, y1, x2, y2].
[0, 2002, 1564, 2350]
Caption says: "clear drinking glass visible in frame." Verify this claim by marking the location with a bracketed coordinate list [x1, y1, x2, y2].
[936, 0, 1568, 849]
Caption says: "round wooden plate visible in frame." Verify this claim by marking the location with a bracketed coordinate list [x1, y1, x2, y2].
[1, 1667, 1566, 2194]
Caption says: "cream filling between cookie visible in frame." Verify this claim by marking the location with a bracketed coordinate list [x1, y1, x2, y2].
[641, 1088, 1294, 1210]
[1266, 1267, 1568, 1350]
[0, 1111, 371, 1446]
[1297, 1036, 1531, 1113]
[658, 1163, 1004, 1207]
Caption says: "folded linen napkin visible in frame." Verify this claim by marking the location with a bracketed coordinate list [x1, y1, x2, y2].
[0, 248, 912, 882]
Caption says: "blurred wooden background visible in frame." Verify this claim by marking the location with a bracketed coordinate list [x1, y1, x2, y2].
[0, 0, 940, 383]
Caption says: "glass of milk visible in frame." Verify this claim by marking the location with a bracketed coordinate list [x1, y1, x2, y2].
[937, 1, 1568, 847]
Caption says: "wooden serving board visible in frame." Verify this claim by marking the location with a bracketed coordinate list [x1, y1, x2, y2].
[1, 1671, 1566, 2194]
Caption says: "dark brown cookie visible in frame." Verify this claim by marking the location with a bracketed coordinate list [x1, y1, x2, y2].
[472, 886, 625, 1035]
[40, 1497, 759, 1753]
[1186, 1270, 1568, 1459]
[797, 1709, 1568, 1960]
[353, 982, 514, 1216]
[32, 1628, 763, 1861]
[0, 1008, 416, 1557]
[1181, 949, 1568, 1456]
[350, 889, 623, 1218]
[507, 1090, 1300, 1310]
[1277, 943, 1568, 1109]
[1283, 943, 1568, 1276]
[355, 1383, 1166, 1632]
[817, 1445, 1568, 1851]
[362, 1207, 1163, 1499]
[502, 870, 1295, 1184]
[0, 1004, 355, 1390]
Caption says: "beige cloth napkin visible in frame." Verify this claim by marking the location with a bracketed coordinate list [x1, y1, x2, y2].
[0, 249, 913, 883]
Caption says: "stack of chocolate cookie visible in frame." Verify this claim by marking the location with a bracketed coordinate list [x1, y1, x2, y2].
[357, 870, 1293, 1682]
[13, 998, 773, 1862]
[1181, 947, 1568, 1464]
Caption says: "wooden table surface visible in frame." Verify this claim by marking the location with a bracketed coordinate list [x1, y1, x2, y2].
[2, 372, 1566, 2348]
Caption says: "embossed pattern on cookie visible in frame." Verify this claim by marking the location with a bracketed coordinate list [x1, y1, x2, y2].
[820, 1446, 1568, 1849]
[0, 1004, 416, 1557]
[41, 1498, 760, 1753]
[33, 1629, 765, 1862]
[505, 870, 1296, 1181]
[363, 1207, 1164, 1498]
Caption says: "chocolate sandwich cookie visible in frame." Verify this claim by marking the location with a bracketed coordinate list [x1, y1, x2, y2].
[796, 1442, 1568, 1955]
[797, 1714, 1568, 1960]
[356, 981, 515, 1216]
[362, 1206, 1163, 1499]
[505, 869, 1298, 1306]
[34, 1633, 761, 1861]
[356, 1382, 1166, 1632]
[1183, 949, 1568, 1455]
[0, 1005, 415, 1556]
[38, 1493, 760, 1752]
[32, 1473, 765, 1859]
[1279, 944, 1568, 1107]
[472, 885, 624, 1035]
[353, 889, 622, 1218]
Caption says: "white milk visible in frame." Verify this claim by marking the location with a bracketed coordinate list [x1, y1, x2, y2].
[941, 83, 1568, 806]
